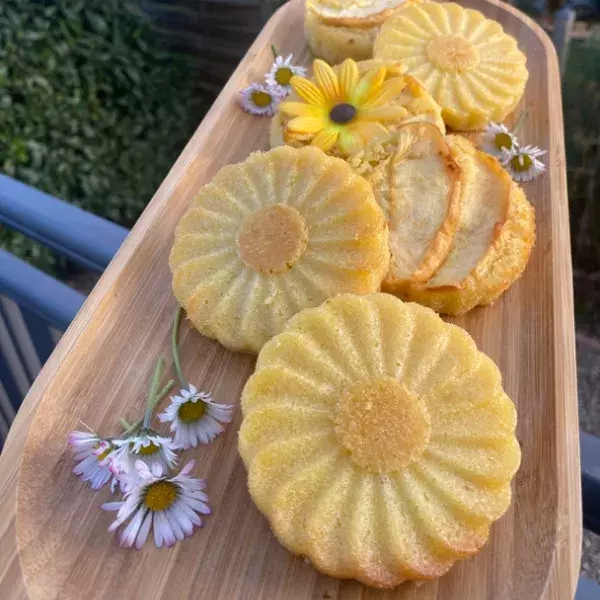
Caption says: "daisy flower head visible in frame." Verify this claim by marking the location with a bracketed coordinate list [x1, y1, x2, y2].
[159, 385, 234, 449]
[266, 54, 307, 94]
[481, 122, 517, 163]
[110, 430, 178, 490]
[503, 144, 547, 182]
[240, 83, 283, 116]
[102, 460, 210, 549]
[278, 57, 409, 157]
[68, 430, 115, 490]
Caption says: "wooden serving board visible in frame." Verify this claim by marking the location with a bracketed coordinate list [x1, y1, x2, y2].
[7, 0, 580, 598]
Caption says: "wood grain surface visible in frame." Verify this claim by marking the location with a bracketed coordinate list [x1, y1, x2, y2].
[0, 1, 581, 598]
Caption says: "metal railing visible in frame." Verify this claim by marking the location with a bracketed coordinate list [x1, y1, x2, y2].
[0, 174, 128, 446]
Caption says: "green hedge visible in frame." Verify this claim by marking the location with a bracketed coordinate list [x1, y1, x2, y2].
[562, 33, 600, 334]
[563, 34, 600, 272]
[0, 0, 204, 271]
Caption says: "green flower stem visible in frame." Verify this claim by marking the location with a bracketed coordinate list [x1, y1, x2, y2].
[143, 356, 165, 428]
[153, 379, 175, 409]
[121, 418, 142, 437]
[171, 306, 188, 389]
[122, 359, 175, 436]
[511, 109, 529, 137]
[271, 44, 278, 58]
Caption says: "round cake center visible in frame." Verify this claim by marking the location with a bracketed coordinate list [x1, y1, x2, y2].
[426, 35, 480, 73]
[237, 204, 308, 274]
[335, 378, 431, 473]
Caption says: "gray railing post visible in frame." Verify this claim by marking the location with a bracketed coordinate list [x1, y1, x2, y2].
[553, 6, 576, 76]
[0, 175, 128, 273]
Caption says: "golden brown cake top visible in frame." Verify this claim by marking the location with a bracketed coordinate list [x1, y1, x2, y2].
[307, 0, 422, 27]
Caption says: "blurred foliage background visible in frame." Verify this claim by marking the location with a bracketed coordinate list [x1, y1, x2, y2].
[562, 32, 600, 336]
[0, 0, 205, 271]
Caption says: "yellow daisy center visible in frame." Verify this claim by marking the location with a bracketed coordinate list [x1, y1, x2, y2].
[137, 441, 161, 456]
[95, 445, 112, 462]
[144, 480, 178, 511]
[251, 90, 273, 107]
[494, 132, 513, 151]
[335, 378, 431, 473]
[178, 400, 205, 423]
[427, 35, 480, 73]
[237, 204, 308, 274]
[329, 103, 357, 124]
[275, 67, 294, 86]
[511, 153, 533, 172]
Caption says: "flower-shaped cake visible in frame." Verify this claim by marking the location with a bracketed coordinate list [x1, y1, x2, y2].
[239, 293, 521, 588]
[170, 146, 389, 353]
[374, 2, 528, 130]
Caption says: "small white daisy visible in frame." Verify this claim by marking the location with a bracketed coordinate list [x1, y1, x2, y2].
[102, 460, 210, 549]
[158, 385, 234, 449]
[481, 122, 518, 163]
[503, 145, 547, 182]
[265, 54, 307, 94]
[239, 83, 283, 116]
[110, 430, 178, 490]
[68, 431, 115, 490]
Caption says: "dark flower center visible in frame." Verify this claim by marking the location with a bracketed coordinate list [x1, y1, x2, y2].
[144, 480, 177, 511]
[95, 444, 112, 462]
[494, 132, 513, 151]
[510, 153, 533, 172]
[252, 90, 272, 107]
[329, 103, 357, 124]
[275, 67, 293, 85]
[178, 400, 205, 423]
[137, 441, 160, 456]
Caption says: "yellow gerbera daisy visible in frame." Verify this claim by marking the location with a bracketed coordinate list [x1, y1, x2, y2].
[278, 58, 408, 156]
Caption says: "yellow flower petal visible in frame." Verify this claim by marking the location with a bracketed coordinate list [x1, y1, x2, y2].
[337, 129, 364, 155]
[386, 63, 407, 78]
[339, 59, 359, 101]
[360, 105, 409, 121]
[287, 116, 327, 134]
[352, 67, 386, 106]
[350, 121, 390, 145]
[311, 128, 339, 152]
[284, 129, 314, 144]
[362, 77, 407, 109]
[313, 60, 340, 103]
[279, 102, 322, 118]
[291, 76, 326, 106]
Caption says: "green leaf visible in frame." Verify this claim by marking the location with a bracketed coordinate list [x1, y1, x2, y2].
[0, 0, 213, 275]
[86, 11, 108, 34]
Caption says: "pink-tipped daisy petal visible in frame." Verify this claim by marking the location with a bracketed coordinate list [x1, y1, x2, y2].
[135, 512, 153, 550]
[239, 83, 283, 116]
[265, 54, 307, 94]
[503, 144, 546, 182]
[104, 460, 210, 549]
[159, 387, 234, 450]
[68, 430, 116, 491]
[481, 122, 518, 163]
